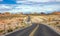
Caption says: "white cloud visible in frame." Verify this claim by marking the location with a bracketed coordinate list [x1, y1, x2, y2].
[27, 0, 60, 2]
[0, 5, 12, 9]
[26, 0, 54, 2]
[16, 0, 58, 4]
[0, 0, 3, 1]
[16, 0, 60, 6]
[56, 0, 60, 2]
[0, 5, 13, 13]
[16, 0, 26, 3]
[0, 4, 60, 13]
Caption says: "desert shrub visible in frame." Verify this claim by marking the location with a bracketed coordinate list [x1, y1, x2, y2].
[57, 26, 60, 29]
[15, 26, 19, 29]
[56, 22, 59, 24]
[0, 30, 4, 33]
[7, 29, 13, 32]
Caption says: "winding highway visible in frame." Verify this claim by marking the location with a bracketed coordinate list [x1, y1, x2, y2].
[6, 24, 60, 36]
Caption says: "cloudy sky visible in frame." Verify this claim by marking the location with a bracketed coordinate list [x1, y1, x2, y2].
[0, 0, 60, 13]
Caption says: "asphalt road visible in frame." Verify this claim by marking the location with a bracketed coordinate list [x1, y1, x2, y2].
[6, 24, 37, 36]
[34, 24, 60, 36]
[6, 24, 60, 36]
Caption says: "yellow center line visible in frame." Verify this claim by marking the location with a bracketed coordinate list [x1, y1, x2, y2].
[29, 25, 39, 36]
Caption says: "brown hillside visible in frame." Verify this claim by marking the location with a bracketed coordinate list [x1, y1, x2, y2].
[52, 12, 60, 15]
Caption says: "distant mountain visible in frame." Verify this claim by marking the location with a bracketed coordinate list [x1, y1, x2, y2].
[51, 12, 60, 15]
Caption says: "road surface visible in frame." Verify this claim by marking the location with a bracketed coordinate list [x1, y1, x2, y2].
[6, 24, 60, 36]
[34, 24, 60, 36]
[6, 24, 37, 36]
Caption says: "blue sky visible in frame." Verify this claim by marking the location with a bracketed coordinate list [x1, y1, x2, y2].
[0, 0, 60, 13]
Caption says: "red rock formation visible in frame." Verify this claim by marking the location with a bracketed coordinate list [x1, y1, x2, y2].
[52, 12, 60, 15]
